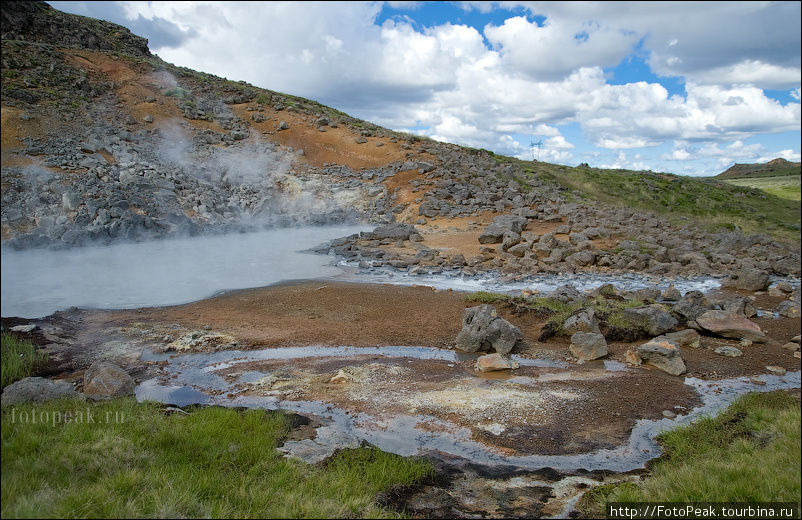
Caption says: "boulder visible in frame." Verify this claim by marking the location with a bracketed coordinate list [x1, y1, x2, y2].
[1, 377, 78, 406]
[475, 353, 520, 372]
[722, 268, 771, 292]
[695, 310, 767, 343]
[719, 297, 757, 318]
[637, 337, 686, 376]
[777, 300, 800, 318]
[661, 284, 681, 301]
[454, 304, 521, 354]
[368, 223, 419, 241]
[664, 329, 700, 349]
[563, 309, 600, 335]
[83, 361, 135, 399]
[478, 215, 528, 244]
[569, 332, 608, 361]
[672, 291, 713, 322]
[565, 250, 596, 267]
[622, 305, 678, 336]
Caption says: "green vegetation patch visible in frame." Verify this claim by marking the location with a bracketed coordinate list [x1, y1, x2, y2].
[578, 391, 802, 517]
[536, 164, 801, 243]
[723, 175, 801, 201]
[464, 292, 645, 338]
[1, 332, 48, 389]
[1, 398, 433, 518]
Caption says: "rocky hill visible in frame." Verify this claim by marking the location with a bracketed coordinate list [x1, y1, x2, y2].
[1, 1, 799, 280]
[716, 158, 801, 179]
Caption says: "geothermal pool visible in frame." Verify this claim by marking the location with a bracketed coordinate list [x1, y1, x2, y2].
[0, 225, 367, 318]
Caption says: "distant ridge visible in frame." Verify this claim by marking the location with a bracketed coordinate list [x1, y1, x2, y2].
[715, 158, 801, 179]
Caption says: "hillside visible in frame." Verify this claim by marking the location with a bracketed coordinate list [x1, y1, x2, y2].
[715, 158, 801, 179]
[1, 1, 799, 281]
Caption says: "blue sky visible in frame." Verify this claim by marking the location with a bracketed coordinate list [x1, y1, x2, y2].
[50, 1, 801, 176]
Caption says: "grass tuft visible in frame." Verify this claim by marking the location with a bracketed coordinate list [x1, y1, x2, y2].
[1, 332, 48, 389]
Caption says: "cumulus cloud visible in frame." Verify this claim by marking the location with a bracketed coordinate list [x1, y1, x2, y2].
[48, 0, 800, 175]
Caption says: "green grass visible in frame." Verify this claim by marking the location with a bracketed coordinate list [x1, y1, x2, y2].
[1, 398, 433, 518]
[723, 175, 801, 201]
[579, 391, 801, 517]
[1, 332, 48, 389]
[535, 163, 801, 243]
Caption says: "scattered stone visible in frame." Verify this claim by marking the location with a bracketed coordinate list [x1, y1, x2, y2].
[83, 361, 135, 399]
[475, 353, 520, 372]
[792, 335, 801, 344]
[355, 136, 367, 144]
[1, 377, 78, 406]
[454, 304, 521, 354]
[662, 410, 676, 419]
[625, 349, 642, 365]
[765, 366, 786, 375]
[776, 300, 800, 318]
[278, 120, 289, 130]
[795, 351, 801, 359]
[661, 284, 681, 301]
[664, 329, 700, 349]
[569, 332, 608, 361]
[750, 375, 766, 386]
[714, 346, 743, 357]
[781, 342, 799, 351]
[739, 339, 753, 348]
[478, 215, 528, 244]
[696, 310, 767, 343]
[143, 114, 153, 123]
[637, 337, 686, 376]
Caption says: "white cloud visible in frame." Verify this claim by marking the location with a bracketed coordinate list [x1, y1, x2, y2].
[48, 1, 800, 175]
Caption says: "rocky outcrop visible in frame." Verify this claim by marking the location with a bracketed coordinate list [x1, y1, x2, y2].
[454, 304, 521, 354]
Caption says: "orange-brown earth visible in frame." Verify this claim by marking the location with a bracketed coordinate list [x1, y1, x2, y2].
[8, 281, 799, 458]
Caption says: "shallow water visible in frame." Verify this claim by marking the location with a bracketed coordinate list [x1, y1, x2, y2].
[0, 225, 367, 318]
[136, 344, 801, 472]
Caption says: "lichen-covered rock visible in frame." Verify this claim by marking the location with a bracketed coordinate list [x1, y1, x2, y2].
[664, 329, 700, 349]
[637, 337, 686, 376]
[671, 291, 713, 322]
[454, 304, 521, 354]
[722, 268, 771, 292]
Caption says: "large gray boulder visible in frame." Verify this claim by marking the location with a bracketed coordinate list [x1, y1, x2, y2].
[454, 304, 521, 354]
[637, 337, 686, 376]
[1, 377, 78, 407]
[569, 332, 608, 361]
[368, 223, 419, 241]
[622, 305, 678, 336]
[695, 310, 767, 343]
[83, 361, 135, 399]
[478, 215, 528, 244]
[672, 291, 714, 322]
[777, 300, 800, 318]
[722, 268, 771, 292]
